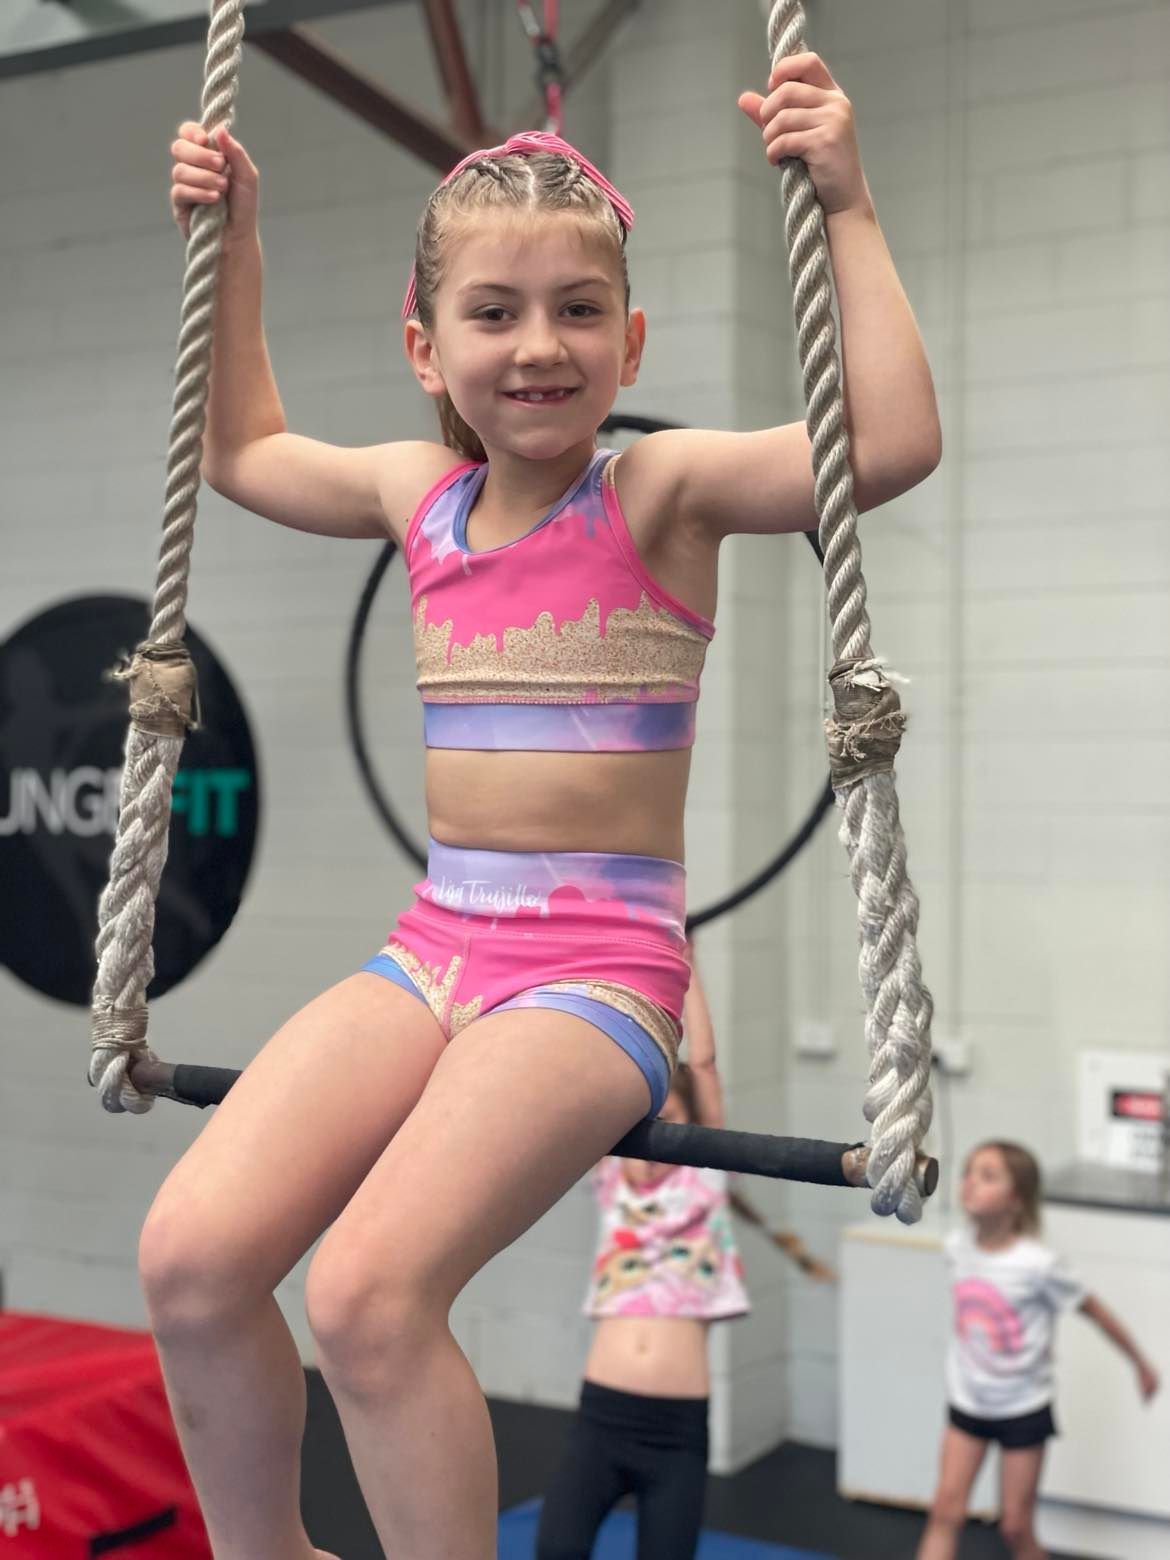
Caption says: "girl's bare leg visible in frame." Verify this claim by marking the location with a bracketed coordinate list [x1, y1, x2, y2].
[306, 1007, 650, 1560]
[999, 1445, 1048, 1559]
[916, 1425, 989, 1560]
[138, 974, 445, 1560]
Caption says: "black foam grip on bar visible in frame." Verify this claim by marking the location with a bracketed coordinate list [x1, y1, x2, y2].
[170, 1064, 242, 1109]
[612, 1120, 855, 1187]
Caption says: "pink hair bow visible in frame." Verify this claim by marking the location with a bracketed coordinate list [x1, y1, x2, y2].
[401, 130, 635, 320]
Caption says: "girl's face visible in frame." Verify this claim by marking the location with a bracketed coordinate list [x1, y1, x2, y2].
[408, 212, 645, 461]
[960, 1147, 1020, 1225]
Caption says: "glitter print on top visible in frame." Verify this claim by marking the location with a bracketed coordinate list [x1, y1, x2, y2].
[405, 448, 716, 752]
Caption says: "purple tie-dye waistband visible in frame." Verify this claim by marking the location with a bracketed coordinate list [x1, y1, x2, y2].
[419, 836, 686, 935]
[422, 701, 696, 753]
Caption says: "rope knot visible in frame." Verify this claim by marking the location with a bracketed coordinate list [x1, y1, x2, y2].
[90, 1005, 159, 1113]
[91, 1004, 149, 1057]
[108, 640, 200, 739]
[824, 657, 907, 788]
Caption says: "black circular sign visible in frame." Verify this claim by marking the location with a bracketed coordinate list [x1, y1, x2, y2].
[0, 595, 260, 1006]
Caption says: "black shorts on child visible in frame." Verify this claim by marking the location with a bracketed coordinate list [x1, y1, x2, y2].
[948, 1402, 1056, 1449]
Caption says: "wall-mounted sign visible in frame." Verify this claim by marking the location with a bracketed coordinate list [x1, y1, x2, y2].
[1079, 1049, 1169, 1174]
[0, 595, 259, 1006]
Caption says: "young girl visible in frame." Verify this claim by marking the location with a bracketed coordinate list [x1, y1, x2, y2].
[150, 50, 940, 1560]
[917, 1142, 1161, 1560]
[536, 943, 748, 1560]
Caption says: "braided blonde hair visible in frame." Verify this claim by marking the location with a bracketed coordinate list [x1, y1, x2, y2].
[409, 151, 631, 463]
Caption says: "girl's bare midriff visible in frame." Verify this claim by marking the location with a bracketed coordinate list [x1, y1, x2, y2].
[426, 747, 692, 861]
[583, 1316, 710, 1398]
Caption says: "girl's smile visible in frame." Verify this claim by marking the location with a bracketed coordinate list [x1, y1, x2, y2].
[501, 386, 580, 406]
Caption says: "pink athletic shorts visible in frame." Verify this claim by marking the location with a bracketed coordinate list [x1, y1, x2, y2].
[362, 838, 690, 1114]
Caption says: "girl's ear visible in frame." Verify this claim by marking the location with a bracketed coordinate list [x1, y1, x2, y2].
[404, 319, 446, 396]
[620, 307, 646, 389]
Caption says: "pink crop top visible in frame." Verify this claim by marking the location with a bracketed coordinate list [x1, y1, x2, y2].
[584, 1158, 749, 1322]
[404, 447, 715, 752]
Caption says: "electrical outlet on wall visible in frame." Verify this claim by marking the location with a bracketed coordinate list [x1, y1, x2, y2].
[933, 1034, 972, 1077]
[794, 1019, 836, 1059]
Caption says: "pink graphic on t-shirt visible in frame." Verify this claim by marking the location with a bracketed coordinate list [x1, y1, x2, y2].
[954, 1277, 1024, 1355]
[584, 1160, 749, 1322]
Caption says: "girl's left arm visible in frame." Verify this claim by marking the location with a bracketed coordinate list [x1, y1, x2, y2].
[681, 940, 725, 1130]
[621, 52, 941, 540]
[1080, 1294, 1161, 1401]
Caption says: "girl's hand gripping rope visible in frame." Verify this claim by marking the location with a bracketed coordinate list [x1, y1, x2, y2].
[170, 122, 259, 242]
[737, 51, 870, 218]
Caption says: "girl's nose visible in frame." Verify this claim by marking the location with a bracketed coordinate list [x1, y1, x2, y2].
[516, 316, 566, 366]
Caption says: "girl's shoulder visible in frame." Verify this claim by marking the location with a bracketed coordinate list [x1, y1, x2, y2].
[382, 441, 476, 546]
[1014, 1235, 1064, 1272]
[944, 1225, 1020, 1263]
[995, 1234, 1058, 1270]
[946, 1228, 1059, 1273]
[997, 1238, 1084, 1308]
[943, 1224, 971, 1256]
[689, 1164, 730, 1197]
[600, 1159, 720, 1201]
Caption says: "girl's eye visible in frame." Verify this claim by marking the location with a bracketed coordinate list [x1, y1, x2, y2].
[472, 304, 599, 321]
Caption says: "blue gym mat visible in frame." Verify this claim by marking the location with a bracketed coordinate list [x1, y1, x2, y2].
[497, 1500, 834, 1559]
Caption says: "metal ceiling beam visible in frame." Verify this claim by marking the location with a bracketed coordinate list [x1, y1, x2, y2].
[0, 0, 400, 79]
[419, 0, 491, 145]
[253, 23, 475, 172]
[4, 0, 640, 182]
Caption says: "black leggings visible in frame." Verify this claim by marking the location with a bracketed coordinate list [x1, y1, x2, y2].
[536, 1380, 709, 1560]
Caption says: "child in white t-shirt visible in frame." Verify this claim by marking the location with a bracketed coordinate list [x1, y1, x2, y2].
[917, 1141, 1160, 1560]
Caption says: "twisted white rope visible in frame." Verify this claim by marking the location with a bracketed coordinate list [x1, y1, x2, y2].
[90, 0, 247, 1114]
[766, 1, 934, 1222]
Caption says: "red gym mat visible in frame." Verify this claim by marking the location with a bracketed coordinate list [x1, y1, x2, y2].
[0, 1311, 210, 1557]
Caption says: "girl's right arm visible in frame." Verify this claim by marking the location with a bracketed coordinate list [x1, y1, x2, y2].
[171, 122, 457, 543]
[681, 938, 725, 1130]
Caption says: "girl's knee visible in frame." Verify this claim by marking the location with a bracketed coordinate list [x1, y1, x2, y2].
[928, 1492, 967, 1530]
[999, 1511, 1032, 1549]
[305, 1245, 440, 1390]
[138, 1198, 261, 1339]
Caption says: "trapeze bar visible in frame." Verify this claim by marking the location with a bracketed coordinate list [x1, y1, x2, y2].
[127, 1058, 938, 1195]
